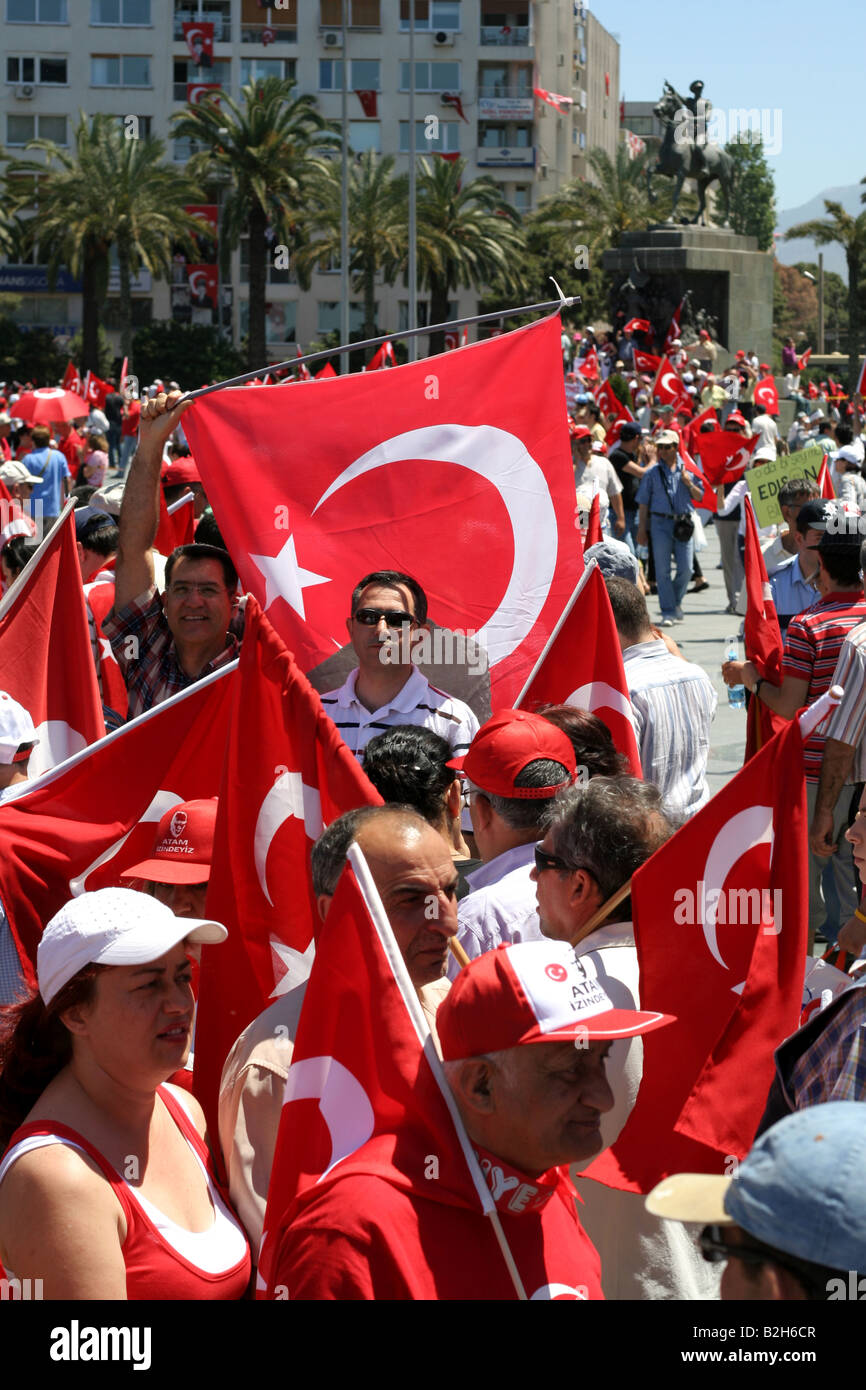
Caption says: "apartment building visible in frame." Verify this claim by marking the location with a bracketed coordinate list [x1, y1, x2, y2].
[1, 0, 619, 361]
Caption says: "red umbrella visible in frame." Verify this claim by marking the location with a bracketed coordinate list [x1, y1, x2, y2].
[11, 387, 89, 424]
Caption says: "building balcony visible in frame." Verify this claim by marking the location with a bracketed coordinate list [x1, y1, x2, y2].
[240, 23, 297, 43]
[480, 25, 529, 46]
[476, 144, 535, 168]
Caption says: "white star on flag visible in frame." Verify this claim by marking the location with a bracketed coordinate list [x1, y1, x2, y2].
[269, 935, 315, 998]
[249, 534, 330, 619]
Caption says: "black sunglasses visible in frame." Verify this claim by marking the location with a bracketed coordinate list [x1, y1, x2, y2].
[534, 842, 572, 875]
[352, 607, 415, 628]
[698, 1225, 820, 1293]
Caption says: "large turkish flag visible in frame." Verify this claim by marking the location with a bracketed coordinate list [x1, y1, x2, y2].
[0, 665, 235, 988]
[742, 496, 786, 760]
[182, 315, 581, 708]
[583, 717, 808, 1194]
[193, 597, 381, 1133]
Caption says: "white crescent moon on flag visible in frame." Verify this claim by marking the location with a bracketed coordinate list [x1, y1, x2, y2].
[68, 788, 183, 896]
[700, 805, 773, 969]
[254, 772, 323, 906]
[30, 721, 89, 780]
[660, 372, 679, 395]
[282, 1055, 375, 1180]
[530, 1283, 586, 1300]
[188, 269, 210, 295]
[312, 424, 559, 668]
[565, 682, 637, 732]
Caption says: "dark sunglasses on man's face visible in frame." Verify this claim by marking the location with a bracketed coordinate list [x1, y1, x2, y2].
[534, 842, 572, 875]
[352, 607, 415, 628]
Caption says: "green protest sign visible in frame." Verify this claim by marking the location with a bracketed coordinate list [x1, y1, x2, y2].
[746, 446, 826, 527]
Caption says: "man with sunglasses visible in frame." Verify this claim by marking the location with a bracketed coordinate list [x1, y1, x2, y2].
[647, 1101, 866, 1300]
[319, 569, 478, 762]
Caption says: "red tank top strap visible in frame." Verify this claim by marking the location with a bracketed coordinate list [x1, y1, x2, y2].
[2, 1119, 138, 1228]
[155, 1084, 212, 1164]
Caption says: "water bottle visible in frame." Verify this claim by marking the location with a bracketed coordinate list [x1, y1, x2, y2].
[636, 543, 649, 562]
[724, 634, 746, 709]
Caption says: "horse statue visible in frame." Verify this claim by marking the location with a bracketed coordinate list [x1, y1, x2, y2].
[647, 82, 734, 227]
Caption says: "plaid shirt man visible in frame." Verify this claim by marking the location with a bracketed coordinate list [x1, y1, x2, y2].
[789, 984, 866, 1105]
[103, 585, 243, 719]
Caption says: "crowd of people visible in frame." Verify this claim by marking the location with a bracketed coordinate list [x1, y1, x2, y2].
[0, 336, 863, 1306]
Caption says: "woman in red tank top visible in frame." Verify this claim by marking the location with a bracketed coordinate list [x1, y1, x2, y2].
[0, 887, 251, 1299]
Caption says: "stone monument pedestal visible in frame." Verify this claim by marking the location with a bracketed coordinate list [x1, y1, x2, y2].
[603, 226, 774, 365]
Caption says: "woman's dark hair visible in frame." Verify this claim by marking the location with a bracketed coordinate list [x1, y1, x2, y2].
[0, 964, 104, 1148]
[362, 726, 455, 826]
[534, 703, 629, 778]
[0, 535, 39, 580]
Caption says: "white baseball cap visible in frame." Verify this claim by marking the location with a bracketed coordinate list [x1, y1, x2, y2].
[37, 887, 227, 1005]
[0, 690, 38, 765]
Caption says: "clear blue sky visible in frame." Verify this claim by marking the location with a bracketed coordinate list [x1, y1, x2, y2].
[590, 0, 863, 212]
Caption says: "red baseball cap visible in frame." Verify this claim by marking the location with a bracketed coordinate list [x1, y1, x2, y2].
[725, 410, 747, 428]
[437, 941, 674, 1060]
[570, 424, 592, 441]
[735, 350, 746, 359]
[162, 457, 201, 487]
[122, 798, 217, 884]
[447, 710, 576, 799]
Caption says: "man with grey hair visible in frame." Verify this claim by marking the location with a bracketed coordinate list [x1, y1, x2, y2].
[447, 710, 577, 967]
[532, 776, 720, 1300]
[218, 804, 458, 1252]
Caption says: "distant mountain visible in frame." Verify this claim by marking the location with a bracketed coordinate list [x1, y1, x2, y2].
[775, 184, 863, 280]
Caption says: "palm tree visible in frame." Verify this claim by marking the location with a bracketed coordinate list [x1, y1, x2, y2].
[529, 145, 686, 270]
[413, 156, 527, 355]
[294, 151, 406, 341]
[785, 200, 866, 393]
[9, 114, 204, 370]
[172, 78, 337, 370]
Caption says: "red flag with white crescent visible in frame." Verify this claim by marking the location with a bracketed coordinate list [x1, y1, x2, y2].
[856, 356, 866, 398]
[576, 346, 599, 382]
[516, 563, 642, 777]
[679, 441, 716, 513]
[623, 318, 651, 335]
[182, 19, 214, 63]
[696, 430, 759, 487]
[797, 346, 812, 371]
[62, 361, 83, 396]
[84, 577, 128, 721]
[0, 666, 235, 988]
[632, 348, 660, 375]
[651, 354, 690, 411]
[594, 379, 633, 423]
[187, 82, 222, 106]
[182, 315, 581, 709]
[0, 507, 103, 777]
[193, 597, 381, 1135]
[742, 496, 786, 760]
[583, 717, 808, 1193]
[753, 376, 779, 414]
[83, 371, 111, 408]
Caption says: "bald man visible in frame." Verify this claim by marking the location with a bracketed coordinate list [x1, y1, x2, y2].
[218, 805, 458, 1252]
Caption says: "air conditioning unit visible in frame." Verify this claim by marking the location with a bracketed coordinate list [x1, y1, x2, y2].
[322, 30, 342, 48]
[540, 162, 549, 178]
[15, 84, 35, 100]
[433, 31, 455, 46]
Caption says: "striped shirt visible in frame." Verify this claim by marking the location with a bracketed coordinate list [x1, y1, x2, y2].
[790, 984, 866, 1105]
[320, 665, 479, 760]
[782, 592, 866, 781]
[103, 585, 243, 720]
[825, 621, 866, 782]
[622, 639, 717, 819]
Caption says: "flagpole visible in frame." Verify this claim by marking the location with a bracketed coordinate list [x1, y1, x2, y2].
[181, 297, 579, 400]
[340, 0, 349, 361]
[512, 560, 598, 709]
[407, 0, 418, 363]
[347, 842, 528, 1301]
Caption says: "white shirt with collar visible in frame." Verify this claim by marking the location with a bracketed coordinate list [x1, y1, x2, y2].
[451, 841, 544, 973]
[319, 664, 479, 760]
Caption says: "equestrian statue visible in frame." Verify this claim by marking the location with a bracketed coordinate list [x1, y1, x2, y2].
[648, 80, 734, 227]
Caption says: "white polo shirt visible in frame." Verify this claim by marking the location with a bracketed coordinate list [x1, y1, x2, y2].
[319, 665, 479, 760]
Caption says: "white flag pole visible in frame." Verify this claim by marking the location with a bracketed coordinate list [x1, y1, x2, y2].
[512, 558, 597, 709]
[798, 685, 843, 740]
[347, 842, 528, 1301]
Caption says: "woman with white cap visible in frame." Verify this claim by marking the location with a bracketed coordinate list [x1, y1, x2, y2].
[0, 888, 251, 1298]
